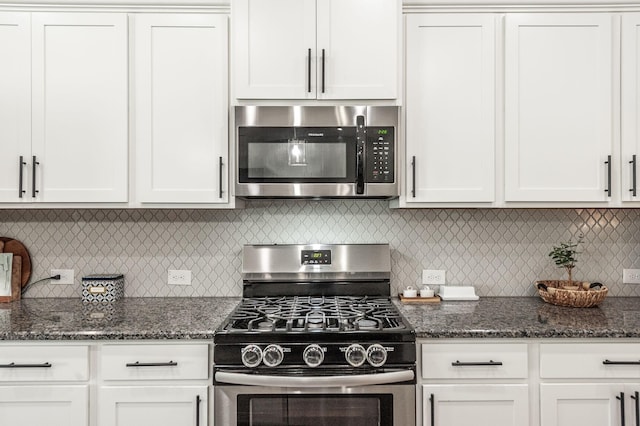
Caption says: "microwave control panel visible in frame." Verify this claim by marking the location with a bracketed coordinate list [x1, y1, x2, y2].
[366, 127, 395, 183]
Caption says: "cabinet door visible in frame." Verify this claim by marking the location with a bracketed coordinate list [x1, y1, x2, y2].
[98, 386, 207, 426]
[405, 14, 495, 203]
[622, 13, 640, 202]
[423, 384, 529, 426]
[0, 13, 30, 203]
[0, 385, 88, 426]
[504, 14, 613, 202]
[31, 13, 128, 203]
[134, 14, 229, 203]
[316, 0, 399, 99]
[233, 0, 316, 99]
[540, 383, 623, 426]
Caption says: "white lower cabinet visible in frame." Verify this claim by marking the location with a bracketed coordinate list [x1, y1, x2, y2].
[539, 342, 640, 426]
[0, 385, 88, 426]
[540, 383, 630, 426]
[0, 344, 90, 425]
[419, 342, 530, 426]
[0, 341, 211, 426]
[99, 386, 207, 426]
[97, 343, 210, 426]
[423, 384, 529, 426]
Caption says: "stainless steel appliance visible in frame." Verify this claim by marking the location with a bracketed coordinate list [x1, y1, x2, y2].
[214, 244, 416, 426]
[235, 106, 398, 199]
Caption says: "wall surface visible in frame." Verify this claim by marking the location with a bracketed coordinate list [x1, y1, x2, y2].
[1, 202, 639, 298]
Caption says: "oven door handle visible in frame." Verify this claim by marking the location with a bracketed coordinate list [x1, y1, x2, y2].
[215, 370, 414, 387]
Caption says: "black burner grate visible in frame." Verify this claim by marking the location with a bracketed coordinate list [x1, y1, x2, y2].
[222, 296, 406, 333]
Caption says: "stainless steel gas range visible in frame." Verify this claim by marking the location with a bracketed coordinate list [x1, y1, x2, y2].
[214, 243, 416, 426]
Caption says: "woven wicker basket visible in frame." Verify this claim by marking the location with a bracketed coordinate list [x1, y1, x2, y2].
[536, 280, 608, 308]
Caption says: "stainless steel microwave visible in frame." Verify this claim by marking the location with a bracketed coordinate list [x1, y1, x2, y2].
[235, 106, 398, 199]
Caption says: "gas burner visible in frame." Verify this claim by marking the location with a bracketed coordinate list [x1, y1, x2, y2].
[220, 295, 408, 333]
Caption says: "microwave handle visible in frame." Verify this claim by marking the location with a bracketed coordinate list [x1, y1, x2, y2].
[356, 115, 365, 194]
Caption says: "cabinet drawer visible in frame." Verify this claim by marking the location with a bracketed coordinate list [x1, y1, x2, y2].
[422, 343, 528, 379]
[0, 345, 89, 382]
[101, 344, 209, 381]
[540, 343, 640, 378]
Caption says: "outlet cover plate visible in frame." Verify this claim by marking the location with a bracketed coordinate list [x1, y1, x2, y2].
[422, 269, 446, 285]
[50, 269, 74, 285]
[168, 269, 192, 286]
[623, 269, 640, 284]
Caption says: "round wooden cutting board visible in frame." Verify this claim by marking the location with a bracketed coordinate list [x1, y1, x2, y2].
[0, 237, 32, 286]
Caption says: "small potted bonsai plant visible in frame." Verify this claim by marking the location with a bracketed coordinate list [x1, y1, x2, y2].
[536, 233, 608, 307]
[548, 234, 583, 290]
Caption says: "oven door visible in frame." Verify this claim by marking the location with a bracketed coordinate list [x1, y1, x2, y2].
[236, 126, 359, 198]
[214, 370, 415, 426]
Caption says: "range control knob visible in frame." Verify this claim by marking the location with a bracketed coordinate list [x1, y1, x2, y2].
[303, 344, 325, 367]
[345, 344, 367, 367]
[263, 344, 285, 367]
[366, 344, 388, 367]
[241, 344, 263, 368]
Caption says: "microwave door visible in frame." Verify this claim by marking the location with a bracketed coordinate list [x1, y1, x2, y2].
[239, 127, 357, 185]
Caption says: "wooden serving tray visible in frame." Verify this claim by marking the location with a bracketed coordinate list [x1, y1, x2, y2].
[398, 294, 441, 304]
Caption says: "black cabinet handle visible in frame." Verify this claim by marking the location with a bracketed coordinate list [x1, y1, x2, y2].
[32, 155, 39, 198]
[321, 48, 325, 93]
[631, 155, 637, 197]
[125, 361, 178, 367]
[605, 155, 611, 197]
[355, 116, 365, 195]
[307, 48, 312, 93]
[452, 360, 503, 367]
[603, 360, 640, 365]
[0, 362, 52, 368]
[632, 391, 639, 426]
[18, 156, 26, 198]
[219, 156, 224, 199]
[429, 393, 435, 426]
[618, 392, 626, 426]
[196, 395, 201, 426]
[411, 156, 416, 198]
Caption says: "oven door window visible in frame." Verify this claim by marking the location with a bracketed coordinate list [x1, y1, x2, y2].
[237, 394, 393, 426]
[238, 127, 357, 183]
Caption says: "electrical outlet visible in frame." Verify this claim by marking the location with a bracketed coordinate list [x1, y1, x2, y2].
[422, 269, 446, 285]
[623, 269, 640, 284]
[50, 269, 74, 285]
[168, 269, 192, 286]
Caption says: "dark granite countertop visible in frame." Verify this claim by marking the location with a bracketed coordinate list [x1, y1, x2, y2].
[395, 297, 640, 339]
[2, 297, 640, 341]
[0, 297, 240, 341]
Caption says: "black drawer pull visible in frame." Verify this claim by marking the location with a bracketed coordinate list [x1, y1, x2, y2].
[429, 393, 435, 426]
[32, 155, 40, 198]
[605, 155, 612, 197]
[452, 360, 503, 366]
[196, 395, 201, 426]
[125, 361, 178, 367]
[0, 362, 52, 368]
[603, 360, 640, 365]
[219, 156, 224, 199]
[618, 392, 626, 426]
[632, 391, 639, 426]
[18, 156, 26, 198]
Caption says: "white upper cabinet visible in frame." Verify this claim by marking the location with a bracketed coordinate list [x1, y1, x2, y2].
[233, 0, 399, 100]
[405, 14, 495, 204]
[0, 13, 30, 203]
[504, 13, 614, 202]
[622, 13, 640, 203]
[31, 13, 128, 203]
[134, 14, 229, 204]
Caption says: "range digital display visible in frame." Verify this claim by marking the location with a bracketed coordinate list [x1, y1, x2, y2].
[301, 250, 331, 265]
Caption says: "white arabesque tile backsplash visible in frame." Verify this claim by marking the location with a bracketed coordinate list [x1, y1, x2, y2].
[2, 202, 640, 298]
